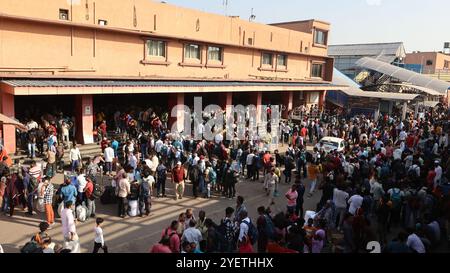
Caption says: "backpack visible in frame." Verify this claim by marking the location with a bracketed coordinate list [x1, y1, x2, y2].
[28, 176, 39, 193]
[242, 219, 258, 245]
[129, 182, 140, 200]
[263, 215, 276, 240]
[380, 163, 391, 179]
[20, 241, 41, 253]
[140, 181, 150, 198]
[76, 205, 87, 222]
[157, 166, 167, 181]
[390, 188, 402, 208]
[409, 191, 421, 210]
[92, 183, 104, 199]
[208, 168, 217, 182]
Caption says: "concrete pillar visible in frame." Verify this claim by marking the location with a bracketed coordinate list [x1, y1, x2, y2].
[168, 93, 185, 133]
[282, 91, 293, 119]
[0, 92, 16, 154]
[219, 92, 233, 119]
[414, 101, 420, 119]
[250, 91, 263, 124]
[402, 101, 408, 120]
[75, 94, 94, 145]
[318, 90, 327, 111]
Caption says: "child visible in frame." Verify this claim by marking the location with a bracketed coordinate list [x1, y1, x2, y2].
[93, 218, 108, 253]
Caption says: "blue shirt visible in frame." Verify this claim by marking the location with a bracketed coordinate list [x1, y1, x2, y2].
[112, 140, 119, 156]
[60, 184, 78, 204]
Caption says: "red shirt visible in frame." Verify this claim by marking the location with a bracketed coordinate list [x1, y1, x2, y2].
[150, 244, 172, 253]
[300, 127, 308, 138]
[161, 228, 180, 253]
[99, 123, 107, 134]
[172, 167, 185, 183]
[85, 181, 94, 199]
[406, 135, 415, 148]
[267, 242, 298, 253]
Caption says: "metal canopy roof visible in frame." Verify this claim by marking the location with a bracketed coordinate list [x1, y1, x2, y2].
[328, 42, 406, 58]
[381, 83, 443, 96]
[2, 79, 338, 88]
[355, 57, 450, 94]
[332, 68, 419, 101]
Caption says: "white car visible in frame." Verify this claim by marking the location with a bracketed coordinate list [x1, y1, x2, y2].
[318, 137, 346, 153]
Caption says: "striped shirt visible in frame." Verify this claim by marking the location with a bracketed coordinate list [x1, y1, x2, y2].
[29, 166, 42, 179]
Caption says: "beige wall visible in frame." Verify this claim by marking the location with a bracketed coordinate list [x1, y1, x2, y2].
[405, 52, 450, 74]
[0, 0, 332, 81]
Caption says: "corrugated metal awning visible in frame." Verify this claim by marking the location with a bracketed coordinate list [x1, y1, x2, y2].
[355, 57, 450, 94]
[332, 68, 419, 101]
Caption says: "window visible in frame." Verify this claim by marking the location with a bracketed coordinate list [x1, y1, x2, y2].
[98, 19, 108, 26]
[184, 44, 201, 60]
[426, 60, 433, 66]
[277, 54, 287, 67]
[248, 38, 254, 45]
[444, 60, 449, 69]
[59, 9, 69, 20]
[311, 63, 324, 78]
[208, 46, 223, 62]
[314, 29, 327, 46]
[147, 40, 166, 57]
[262, 53, 273, 66]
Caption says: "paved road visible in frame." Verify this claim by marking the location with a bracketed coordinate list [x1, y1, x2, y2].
[0, 172, 321, 253]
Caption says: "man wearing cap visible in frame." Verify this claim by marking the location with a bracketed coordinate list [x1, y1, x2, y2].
[172, 162, 185, 200]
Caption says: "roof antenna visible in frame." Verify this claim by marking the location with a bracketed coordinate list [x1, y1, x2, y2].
[223, 0, 229, 16]
[249, 8, 256, 22]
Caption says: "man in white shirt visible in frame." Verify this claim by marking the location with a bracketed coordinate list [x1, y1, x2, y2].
[406, 231, 426, 253]
[155, 139, 163, 155]
[434, 161, 443, 187]
[238, 211, 251, 244]
[104, 143, 115, 176]
[61, 201, 77, 241]
[246, 150, 255, 179]
[348, 190, 363, 215]
[26, 119, 39, 131]
[181, 220, 203, 250]
[69, 144, 82, 172]
[333, 187, 349, 230]
[77, 170, 87, 204]
[93, 217, 108, 253]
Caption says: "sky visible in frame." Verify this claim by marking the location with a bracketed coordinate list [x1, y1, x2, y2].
[161, 0, 449, 52]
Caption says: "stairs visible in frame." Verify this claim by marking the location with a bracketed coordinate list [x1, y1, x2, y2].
[12, 143, 102, 166]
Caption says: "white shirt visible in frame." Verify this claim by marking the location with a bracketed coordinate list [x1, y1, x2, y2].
[69, 148, 81, 161]
[0, 244, 3, 253]
[215, 133, 224, 144]
[399, 130, 407, 141]
[26, 121, 39, 131]
[333, 188, 349, 209]
[104, 147, 115, 163]
[348, 194, 363, 215]
[94, 226, 105, 246]
[77, 174, 87, 193]
[155, 140, 164, 153]
[239, 217, 250, 242]
[434, 166, 443, 186]
[145, 159, 153, 170]
[192, 156, 200, 166]
[181, 227, 203, 246]
[246, 153, 255, 165]
[61, 208, 76, 239]
[407, 233, 426, 253]
[393, 149, 403, 160]
[151, 156, 159, 173]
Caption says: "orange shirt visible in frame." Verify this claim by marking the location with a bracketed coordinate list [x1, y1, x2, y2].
[0, 149, 12, 167]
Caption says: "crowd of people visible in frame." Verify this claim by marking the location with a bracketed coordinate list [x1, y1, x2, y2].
[0, 103, 450, 254]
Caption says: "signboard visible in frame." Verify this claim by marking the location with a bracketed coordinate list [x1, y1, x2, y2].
[85, 106, 91, 115]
